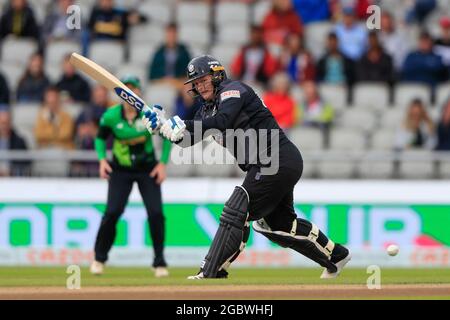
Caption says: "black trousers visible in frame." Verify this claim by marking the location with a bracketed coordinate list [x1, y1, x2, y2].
[94, 170, 167, 267]
[242, 141, 303, 232]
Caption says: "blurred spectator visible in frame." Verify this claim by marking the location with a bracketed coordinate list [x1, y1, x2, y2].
[436, 98, 450, 151]
[330, 0, 372, 21]
[262, 0, 303, 49]
[56, 54, 91, 103]
[292, 0, 330, 24]
[35, 86, 74, 149]
[76, 85, 110, 128]
[394, 98, 435, 150]
[402, 31, 447, 88]
[279, 33, 316, 83]
[175, 89, 201, 121]
[0, 110, 30, 176]
[379, 11, 410, 71]
[0, 0, 39, 40]
[316, 32, 354, 86]
[405, 0, 437, 25]
[42, 0, 81, 43]
[299, 81, 334, 133]
[355, 31, 395, 85]
[334, 6, 367, 60]
[0, 72, 10, 105]
[148, 23, 191, 87]
[262, 72, 296, 129]
[230, 25, 278, 86]
[434, 16, 450, 67]
[17, 53, 50, 103]
[88, 0, 146, 41]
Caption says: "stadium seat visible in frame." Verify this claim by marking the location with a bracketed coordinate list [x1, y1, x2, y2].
[318, 84, 347, 111]
[439, 160, 450, 179]
[289, 127, 323, 150]
[317, 160, 356, 179]
[215, 2, 250, 26]
[329, 128, 366, 150]
[398, 150, 435, 179]
[216, 24, 250, 46]
[64, 102, 84, 120]
[129, 24, 165, 45]
[338, 109, 377, 133]
[138, 1, 172, 25]
[178, 23, 211, 48]
[44, 64, 62, 83]
[176, 2, 210, 25]
[11, 103, 41, 149]
[129, 43, 156, 66]
[144, 82, 178, 115]
[210, 44, 240, 72]
[291, 85, 304, 106]
[1, 37, 38, 65]
[27, 0, 50, 24]
[304, 22, 334, 60]
[116, 63, 148, 87]
[32, 148, 70, 177]
[0, 63, 25, 92]
[89, 41, 125, 70]
[379, 108, 404, 130]
[435, 83, 450, 108]
[252, 0, 272, 25]
[394, 84, 431, 109]
[357, 160, 394, 179]
[371, 130, 396, 150]
[46, 41, 82, 65]
[353, 83, 390, 110]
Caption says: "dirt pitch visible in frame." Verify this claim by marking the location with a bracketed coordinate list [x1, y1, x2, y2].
[1, 284, 449, 300]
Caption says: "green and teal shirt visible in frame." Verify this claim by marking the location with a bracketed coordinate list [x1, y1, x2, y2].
[95, 104, 171, 171]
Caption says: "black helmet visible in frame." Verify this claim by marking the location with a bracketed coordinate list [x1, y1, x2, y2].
[184, 55, 227, 89]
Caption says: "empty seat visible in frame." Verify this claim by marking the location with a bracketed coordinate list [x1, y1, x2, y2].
[178, 23, 211, 48]
[353, 83, 390, 110]
[216, 2, 250, 25]
[379, 108, 404, 129]
[209, 44, 240, 70]
[289, 127, 323, 150]
[89, 41, 125, 70]
[0, 63, 25, 91]
[64, 102, 84, 120]
[338, 109, 377, 132]
[358, 160, 394, 179]
[439, 160, 450, 179]
[394, 84, 431, 108]
[129, 43, 157, 66]
[46, 41, 82, 65]
[11, 103, 40, 149]
[398, 150, 435, 179]
[371, 130, 396, 150]
[305, 22, 334, 60]
[45, 63, 63, 83]
[1, 37, 38, 65]
[129, 24, 164, 45]
[252, 0, 272, 24]
[138, 2, 172, 25]
[329, 128, 366, 150]
[116, 63, 148, 87]
[216, 24, 250, 45]
[32, 148, 70, 177]
[176, 2, 210, 25]
[144, 82, 178, 115]
[435, 83, 450, 107]
[318, 84, 347, 111]
[317, 161, 355, 179]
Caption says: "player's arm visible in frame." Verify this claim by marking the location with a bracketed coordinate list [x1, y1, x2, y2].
[95, 114, 113, 179]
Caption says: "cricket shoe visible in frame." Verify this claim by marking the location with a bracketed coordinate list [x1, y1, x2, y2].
[187, 269, 229, 280]
[320, 244, 351, 279]
[154, 267, 169, 278]
[90, 261, 104, 275]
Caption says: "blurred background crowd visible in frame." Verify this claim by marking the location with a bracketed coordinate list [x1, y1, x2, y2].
[0, 0, 450, 179]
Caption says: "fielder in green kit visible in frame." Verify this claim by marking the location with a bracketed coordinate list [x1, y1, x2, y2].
[90, 75, 172, 278]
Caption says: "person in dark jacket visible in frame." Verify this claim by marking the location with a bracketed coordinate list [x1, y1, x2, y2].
[0, 0, 39, 40]
[436, 97, 450, 151]
[0, 72, 10, 105]
[355, 31, 395, 86]
[148, 23, 191, 84]
[56, 54, 91, 103]
[17, 53, 50, 103]
[0, 110, 30, 176]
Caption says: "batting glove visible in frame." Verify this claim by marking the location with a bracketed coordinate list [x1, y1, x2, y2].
[160, 116, 186, 142]
[141, 105, 165, 133]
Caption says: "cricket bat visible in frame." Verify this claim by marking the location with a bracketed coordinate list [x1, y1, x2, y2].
[69, 52, 163, 119]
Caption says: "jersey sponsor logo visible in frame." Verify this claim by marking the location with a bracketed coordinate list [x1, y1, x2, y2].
[220, 90, 240, 101]
[114, 87, 145, 111]
[116, 123, 124, 130]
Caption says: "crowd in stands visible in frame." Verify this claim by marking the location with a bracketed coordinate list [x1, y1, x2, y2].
[0, 0, 450, 178]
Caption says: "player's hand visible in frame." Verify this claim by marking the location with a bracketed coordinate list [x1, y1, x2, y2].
[160, 116, 186, 142]
[150, 162, 166, 185]
[141, 105, 165, 134]
[99, 159, 112, 179]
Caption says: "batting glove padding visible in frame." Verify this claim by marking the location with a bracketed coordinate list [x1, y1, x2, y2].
[142, 105, 164, 133]
[160, 116, 186, 142]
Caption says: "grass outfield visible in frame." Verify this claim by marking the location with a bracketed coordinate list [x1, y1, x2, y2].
[0, 267, 450, 287]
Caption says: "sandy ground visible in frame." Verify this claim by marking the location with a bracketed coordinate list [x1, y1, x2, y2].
[0, 284, 449, 299]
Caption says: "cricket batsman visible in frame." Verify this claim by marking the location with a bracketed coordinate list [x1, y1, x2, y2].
[142, 55, 351, 279]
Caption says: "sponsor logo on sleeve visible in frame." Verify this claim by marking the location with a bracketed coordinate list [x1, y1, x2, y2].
[220, 90, 240, 101]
